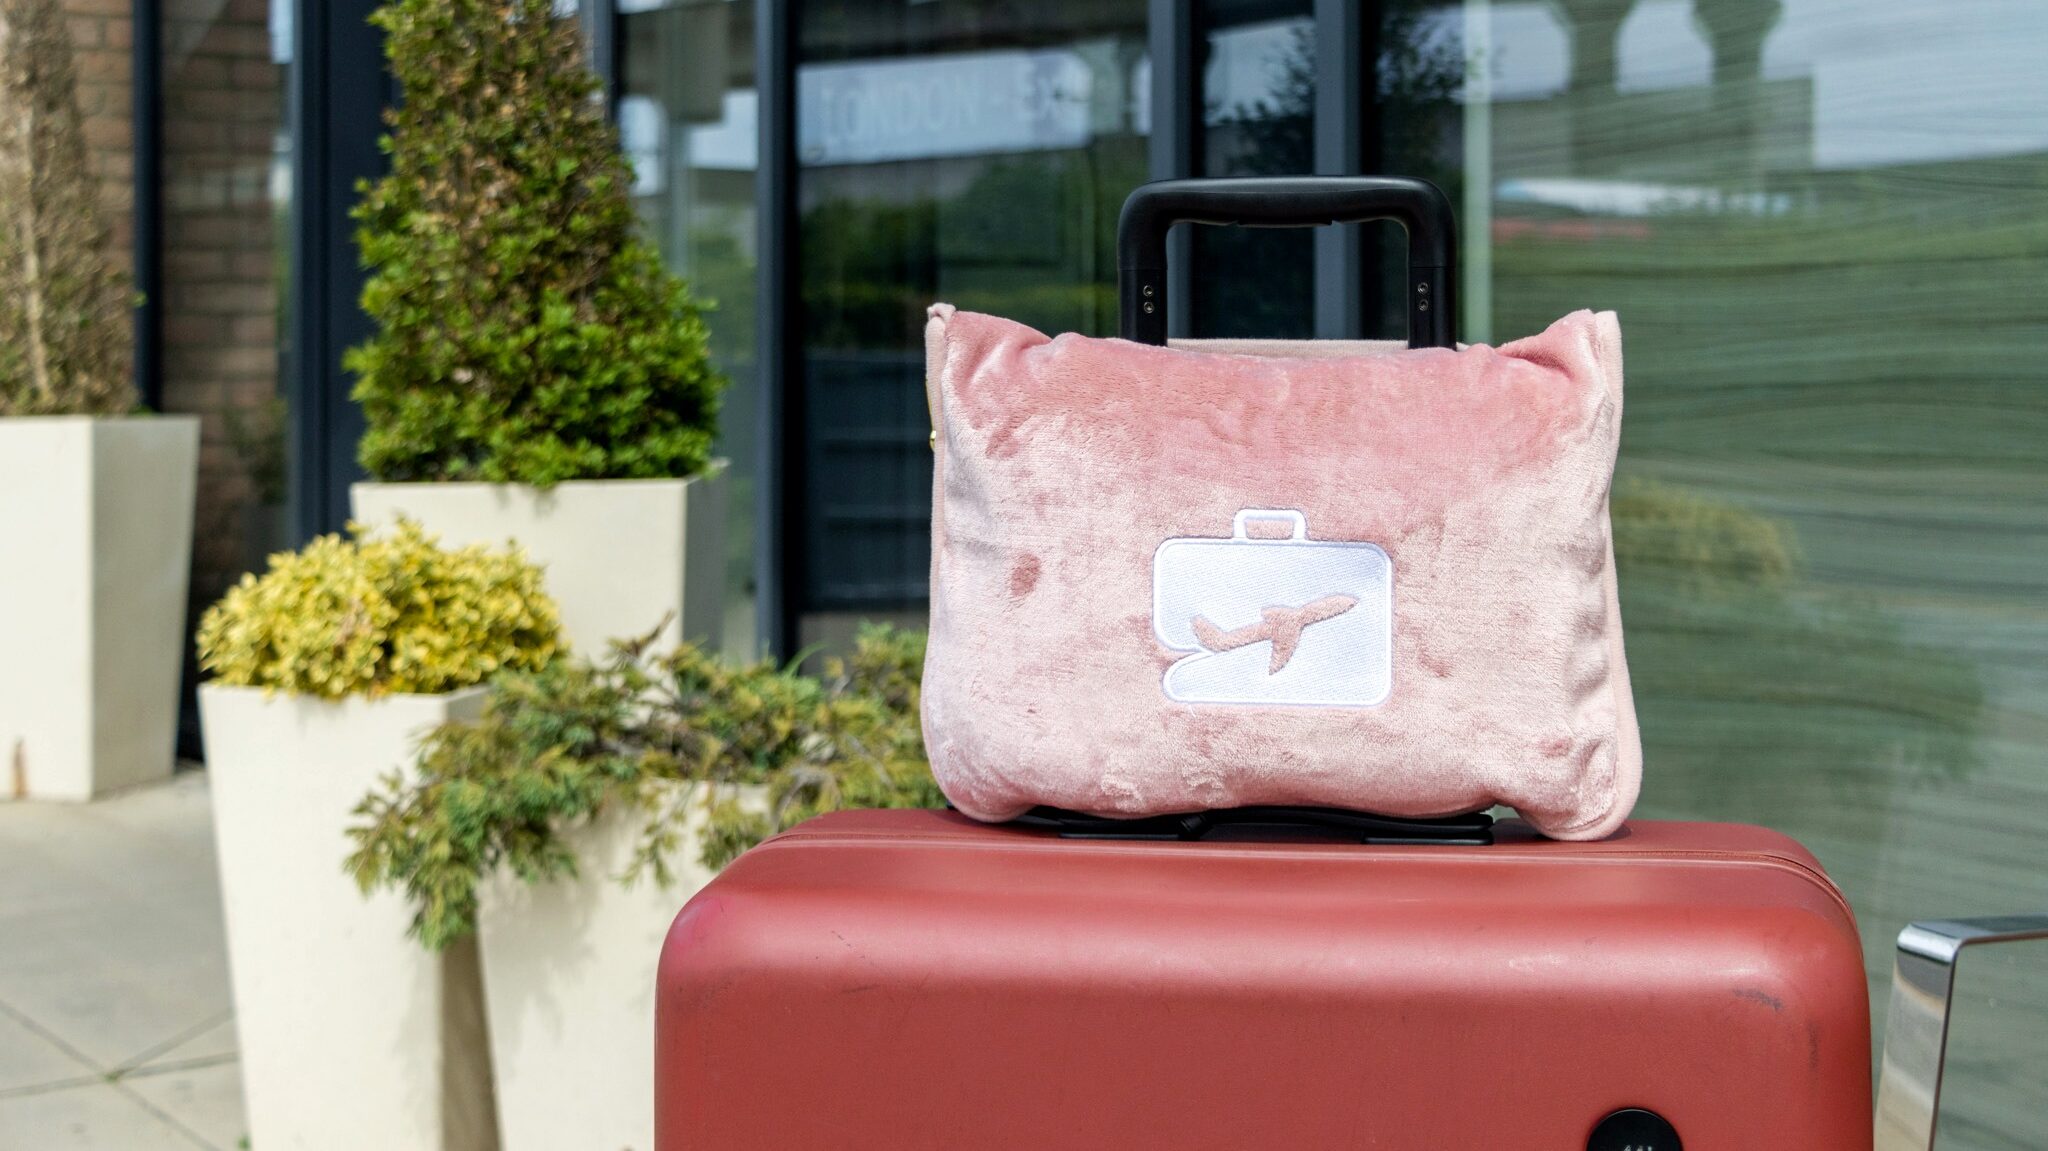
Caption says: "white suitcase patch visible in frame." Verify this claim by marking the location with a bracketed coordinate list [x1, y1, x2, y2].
[1152, 510, 1392, 707]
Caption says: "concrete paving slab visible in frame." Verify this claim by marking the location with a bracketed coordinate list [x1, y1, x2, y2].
[124, 1059, 245, 1151]
[0, 772, 244, 1149]
[0, 1006, 96, 1094]
[0, 1080, 212, 1151]
[0, 773, 234, 1069]
[132, 1016, 237, 1071]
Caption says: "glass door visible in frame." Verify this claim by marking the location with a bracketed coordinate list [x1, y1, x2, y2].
[1420, 2, 2048, 1137]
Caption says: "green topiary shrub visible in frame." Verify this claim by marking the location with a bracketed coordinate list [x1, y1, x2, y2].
[0, 0, 134, 416]
[196, 519, 562, 698]
[346, 0, 725, 486]
[347, 623, 938, 949]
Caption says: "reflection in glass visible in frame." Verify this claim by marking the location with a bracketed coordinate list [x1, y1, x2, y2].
[160, 0, 291, 751]
[162, 0, 291, 598]
[1413, 3, 2048, 1139]
[1939, 937, 2048, 1146]
[793, 1, 1149, 646]
[619, 0, 760, 654]
[1195, 2, 1314, 337]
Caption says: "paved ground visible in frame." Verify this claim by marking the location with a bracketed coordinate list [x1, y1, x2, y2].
[0, 771, 247, 1150]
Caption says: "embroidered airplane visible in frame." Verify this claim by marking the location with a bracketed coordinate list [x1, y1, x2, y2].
[1190, 593, 1360, 675]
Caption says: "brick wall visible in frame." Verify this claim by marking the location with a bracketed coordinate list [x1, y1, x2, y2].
[61, 0, 286, 624]
[63, 0, 134, 277]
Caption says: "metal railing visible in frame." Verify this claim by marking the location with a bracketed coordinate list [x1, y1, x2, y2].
[1874, 915, 2048, 1151]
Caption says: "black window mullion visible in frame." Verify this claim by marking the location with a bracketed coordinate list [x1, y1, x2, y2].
[288, 0, 388, 543]
[1149, 0, 1198, 339]
[1312, 0, 1366, 339]
[756, 0, 798, 658]
[580, 0, 619, 107]
[132, 0, 164, 410]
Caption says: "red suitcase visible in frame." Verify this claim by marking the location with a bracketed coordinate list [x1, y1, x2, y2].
[656, 808, 1871, 1149]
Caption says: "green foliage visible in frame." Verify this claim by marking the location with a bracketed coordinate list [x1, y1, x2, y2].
[347, 0, 725, 485]
[683, 624, 939, 872]
[1611, 475, 1799, 596]
[224, 396, 289, 506]
[801, 144, 1148, 349]
[349, 657, 646, 948]
[196, 520, 561, 698]
[1609, 476, 1983, 812]
[0, 0, 133, 416]
[348, 624, 937, 949]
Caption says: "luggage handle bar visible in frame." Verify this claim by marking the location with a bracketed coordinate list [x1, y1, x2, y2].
[1875, 914, 2048, 1151]
[1116, 176, 1459, 349]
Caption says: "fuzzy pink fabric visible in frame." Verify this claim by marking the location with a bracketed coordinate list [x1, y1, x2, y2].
[923, 306, 1640, 840]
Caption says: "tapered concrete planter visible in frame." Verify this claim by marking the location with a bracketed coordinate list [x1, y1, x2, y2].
[476, 784, 764, 1151]
[351, 469, 727, 659]
[200, 685, 498, 1151]
[0, 416, 199, 801]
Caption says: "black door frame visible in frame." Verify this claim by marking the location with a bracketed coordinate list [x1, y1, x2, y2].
[756, 0, 799, 657]
[286, 1, 389, 544]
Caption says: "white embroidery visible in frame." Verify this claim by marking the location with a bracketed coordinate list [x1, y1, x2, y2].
[1152, 510, 1393, 707]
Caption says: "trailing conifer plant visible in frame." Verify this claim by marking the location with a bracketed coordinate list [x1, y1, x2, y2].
[348, 623, 939, 950]
[348, 0, 724, 485]
[0, 0, 133, 416]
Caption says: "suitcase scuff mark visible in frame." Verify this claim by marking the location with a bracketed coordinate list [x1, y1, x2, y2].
[1732, 986, 1784, 1013]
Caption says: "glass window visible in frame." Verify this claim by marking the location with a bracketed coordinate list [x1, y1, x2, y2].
[792, 0, 1150, 647]
[161, 0, 291, 745]
[1423, 2, 2048, 1137]
[619, 0, 761, 655]
[1194, 0, 1315, 337]
[163, 0, 291, 590]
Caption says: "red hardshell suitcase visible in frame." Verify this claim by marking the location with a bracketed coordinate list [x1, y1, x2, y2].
[656, 808, 1871, 1149]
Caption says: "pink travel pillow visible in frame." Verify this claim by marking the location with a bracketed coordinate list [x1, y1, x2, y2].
[922, 305, 1640, 840]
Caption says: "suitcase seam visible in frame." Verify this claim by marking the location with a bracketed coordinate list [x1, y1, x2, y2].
[751, 835, 1856, 926]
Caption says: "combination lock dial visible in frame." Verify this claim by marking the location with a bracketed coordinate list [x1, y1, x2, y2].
[1588, 1108, 1681, 1151]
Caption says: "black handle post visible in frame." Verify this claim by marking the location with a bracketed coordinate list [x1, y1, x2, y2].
[1116, 176, 1458, 349]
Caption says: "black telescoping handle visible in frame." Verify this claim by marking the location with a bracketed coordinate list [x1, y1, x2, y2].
[1117, 176, 1458, 349]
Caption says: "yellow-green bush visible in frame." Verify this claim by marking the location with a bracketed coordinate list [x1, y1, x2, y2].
[197, 520, 561, 698]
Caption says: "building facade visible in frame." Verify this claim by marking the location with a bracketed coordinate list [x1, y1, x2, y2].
[79, 0, 2048, 1126]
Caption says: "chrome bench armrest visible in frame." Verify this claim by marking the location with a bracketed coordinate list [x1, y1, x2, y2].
[1874, 915, 2048, 1151]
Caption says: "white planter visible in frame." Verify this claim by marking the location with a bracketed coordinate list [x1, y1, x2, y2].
[0, 416, 199, 801]
[476, 784, 764, 1151]
[351, 470, 728, 660]
[199, 684, 498, 1151]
